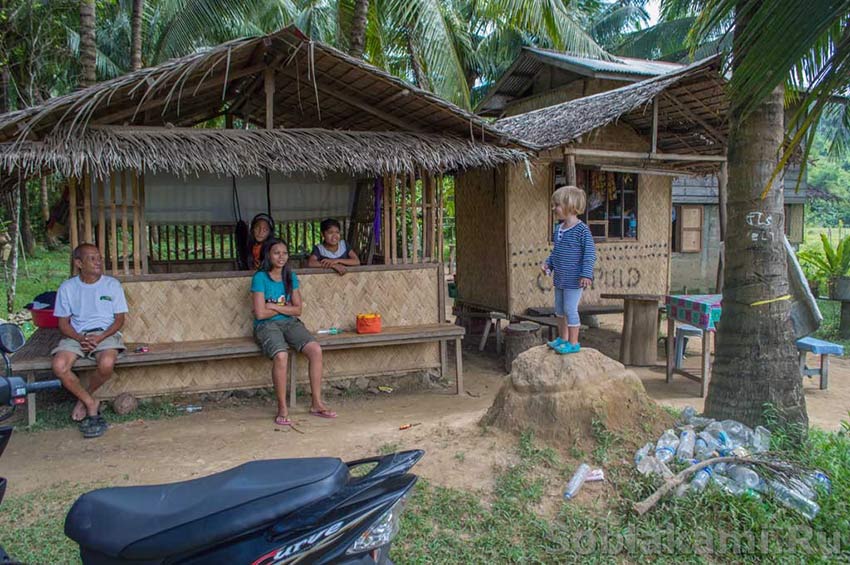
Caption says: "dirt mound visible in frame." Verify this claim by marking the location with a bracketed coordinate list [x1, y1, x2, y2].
[481, 346, 668, 447]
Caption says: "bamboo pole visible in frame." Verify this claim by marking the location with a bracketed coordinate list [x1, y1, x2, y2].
[382, 175, 390, 263]
[132, 172, 141, 274]
[264, 67, 275, 129]
[82, 172, 93, 243]
[429, 173, 437, 262]
[121, 171, 130, 275]
[69, 176, 79, 275]
[140, 172, 148, 274]
[109, 172, 118, 275]
[97, 178, 106, 258]
[401, 172, 408, 264]
[437, 175, 444, 263]
[390, 173, 398, 264]
[410, 171, 418, 263]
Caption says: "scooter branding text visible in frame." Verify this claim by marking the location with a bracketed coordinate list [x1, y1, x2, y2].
[252, 520, 346, 565]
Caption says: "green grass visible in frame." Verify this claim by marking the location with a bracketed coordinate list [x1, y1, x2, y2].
[1, 425, 849, 563]
[11, 395, 185, 433]
[0, 245, 69, 313]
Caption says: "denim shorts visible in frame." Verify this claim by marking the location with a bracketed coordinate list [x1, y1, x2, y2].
[554, 288, 583, 327]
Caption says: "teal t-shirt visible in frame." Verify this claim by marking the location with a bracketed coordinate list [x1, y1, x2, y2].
[250, 270, 300, 326]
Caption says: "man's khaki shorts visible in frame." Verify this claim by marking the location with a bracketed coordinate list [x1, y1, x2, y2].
[51, 331, 126, 360]
[253, 318, 315, 359]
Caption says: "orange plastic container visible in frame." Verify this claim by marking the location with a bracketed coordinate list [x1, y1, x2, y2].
[356, 313, 382, 334]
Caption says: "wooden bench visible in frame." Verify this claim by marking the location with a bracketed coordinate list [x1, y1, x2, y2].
[12, 323, 465, 425]
[796, 336, 844, 390]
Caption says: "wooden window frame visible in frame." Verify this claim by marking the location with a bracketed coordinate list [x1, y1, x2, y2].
[675, 204, 703, 253]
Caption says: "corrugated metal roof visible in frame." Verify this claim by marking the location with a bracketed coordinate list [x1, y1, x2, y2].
[526, 47, 684, 77]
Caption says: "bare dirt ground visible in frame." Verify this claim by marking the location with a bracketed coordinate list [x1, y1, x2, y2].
[2, 314, 848, 499]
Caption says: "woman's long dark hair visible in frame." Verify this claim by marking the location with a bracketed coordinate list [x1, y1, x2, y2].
[260, 238, 293, 297]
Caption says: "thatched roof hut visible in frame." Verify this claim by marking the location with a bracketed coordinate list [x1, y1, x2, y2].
[0, 25, 531, 180]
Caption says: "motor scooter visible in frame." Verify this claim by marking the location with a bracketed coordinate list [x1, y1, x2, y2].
[0, 323, 422, 564]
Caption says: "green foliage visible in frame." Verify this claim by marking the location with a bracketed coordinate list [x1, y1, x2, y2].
[797, 234, 850, 288]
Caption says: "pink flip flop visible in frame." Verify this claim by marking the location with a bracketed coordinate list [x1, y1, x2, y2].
[310, 408, 337, 419]
[274, 415, 292, 426]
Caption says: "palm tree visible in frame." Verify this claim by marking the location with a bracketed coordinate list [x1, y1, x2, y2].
[349, 0, 369, 57]
[688, 0, 850, 431]
[79, 0, 97, 87]
[131, 0, 145, 70]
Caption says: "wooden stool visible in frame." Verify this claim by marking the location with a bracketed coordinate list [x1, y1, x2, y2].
[504, 321, 541, 372]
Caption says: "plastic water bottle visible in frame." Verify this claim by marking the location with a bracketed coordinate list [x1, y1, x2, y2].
[689, 416, 715, 428]
[690, 467, 713, 492]
[713, 474, 745, 495]
[695, 431, 720, 460]
[564, 464, 591, 499]
[720, 419, 754, 446]
[681, 406, 697, 424]
[768, 480, 820, 520]
[752, 426, 772, 453]
[788, 477, 817, 501]
[637, 456, 673, 478]
[634, 442, 653, 465]
[727, 465, 760, 490]
[318, 327, 342, 335]
[807, 471, 832, 494]
[676, 429, 696, 461]
[655, 429, 679, 464]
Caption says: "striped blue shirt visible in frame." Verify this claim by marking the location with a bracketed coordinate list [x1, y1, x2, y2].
[545, 221, 597, 289]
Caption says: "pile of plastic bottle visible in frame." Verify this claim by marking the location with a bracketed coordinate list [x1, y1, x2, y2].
[632, 407, 831, 520]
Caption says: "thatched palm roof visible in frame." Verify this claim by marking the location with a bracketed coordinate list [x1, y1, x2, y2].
[5, 126, 527, 178]
[496, 56, 727, 159]
[0, 26, 531, 178]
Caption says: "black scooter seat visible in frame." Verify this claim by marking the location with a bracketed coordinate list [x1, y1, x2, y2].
[65, 457, 349, 560]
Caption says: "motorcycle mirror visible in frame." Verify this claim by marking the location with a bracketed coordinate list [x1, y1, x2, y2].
[0, 324, 25, 354]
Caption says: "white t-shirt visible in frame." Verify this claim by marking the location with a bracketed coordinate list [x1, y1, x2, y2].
[54, 275, 129, 334]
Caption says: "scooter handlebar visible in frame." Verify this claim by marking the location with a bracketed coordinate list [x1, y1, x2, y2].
[23, 380, 63, 394]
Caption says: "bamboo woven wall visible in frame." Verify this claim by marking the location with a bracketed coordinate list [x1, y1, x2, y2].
[454, 167, 509, 311]
[507, 168, 671, 315]
[93, 343, 439, 399]
[120, 266, 440, 342]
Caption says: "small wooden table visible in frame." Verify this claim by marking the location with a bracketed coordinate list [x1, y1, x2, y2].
[600, 293, 664, 366]
[664, 294, 722, 397]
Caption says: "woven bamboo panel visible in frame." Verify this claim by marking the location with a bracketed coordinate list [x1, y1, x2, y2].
[121, 267, 439, 341]
[455, 167, 509, 311]
[582, 123, 650, 152]
[507, 161, 550, 248]
[509, 172, 671, 315]
[93, 343, 440, 398]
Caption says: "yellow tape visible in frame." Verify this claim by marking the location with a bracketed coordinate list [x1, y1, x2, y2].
[749, 294, 791, 307]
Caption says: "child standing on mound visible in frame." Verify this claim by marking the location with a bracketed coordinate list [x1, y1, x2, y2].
[541, 186, 597, 354]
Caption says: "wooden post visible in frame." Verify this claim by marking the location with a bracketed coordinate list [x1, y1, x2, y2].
[121, 171, 130, 275]
[429, 173, 437, 262]
[716, 161, 728, 293]
[132, 172, 141, 274]
[564, 149, 577, 186]
[651, 96, 659, 155]
[410, 171, 419, 263]
[97, 178, 106, 258]
[110, 172, 118, 275]
[390, 174, 397, 264]
[437, 174, 444, 264]
[666, 316, 675, 383]
[401, 172, 408, 263]
[82, 172, 93, 243]
[264, 67, 275, 129]
[69, 176, 79, 275]
[382, 175, 390, 263]
[140, 172, 148, 274]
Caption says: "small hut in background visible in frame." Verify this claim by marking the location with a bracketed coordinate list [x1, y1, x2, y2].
[456, 57, 729, 317]
[1, 26, 529, 402]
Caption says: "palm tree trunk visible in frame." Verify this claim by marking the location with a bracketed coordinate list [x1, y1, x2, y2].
[704, 2, 807, 432]
[40, 176, 49, 223]
[406, 29, 431, 91]
[349, 0, 369, 59]
[79, 0, 97, 87]
[131, 0, 144, 71]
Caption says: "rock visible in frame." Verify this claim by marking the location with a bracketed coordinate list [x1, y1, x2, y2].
[481, 346, 666, 447]
[111, 393, 138, 415]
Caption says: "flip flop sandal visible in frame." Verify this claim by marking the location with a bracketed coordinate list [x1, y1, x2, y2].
[274, 416, 292, 426]
[310, 409, 337, 419]
[81, 415, 108, 439]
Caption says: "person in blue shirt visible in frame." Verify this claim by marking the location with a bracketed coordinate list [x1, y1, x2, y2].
[251, 238, 336, 425]
[541, 186, 597, 354]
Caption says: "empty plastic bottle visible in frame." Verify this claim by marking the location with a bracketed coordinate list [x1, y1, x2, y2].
[720, 419, 754, 446]
[681, 406, 697, 424]
[637, 456, 674, 478]
[689, 416, 716, 428]
[564, 464, 591, 500]
[788, 477, 817, 501]
[677, 429, 696, 461]
[752, 426, 772, 453]
[713, 474, 745, 495]
[694, 431, 721, 460]
[807, 471, 832, 494]
[655, 429, 679, 464]
[727, 465, 760, 490]
[690, 467, 713, 492]
[634, 442, 653, 466]
[768, 480, 820, 520]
